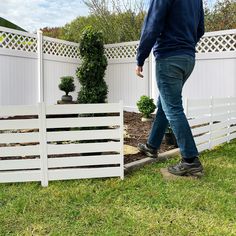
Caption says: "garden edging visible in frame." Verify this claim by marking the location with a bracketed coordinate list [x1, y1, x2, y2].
[124, 148, 180, 173]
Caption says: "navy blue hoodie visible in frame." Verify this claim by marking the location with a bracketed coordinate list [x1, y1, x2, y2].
[137, 0, 205, 66]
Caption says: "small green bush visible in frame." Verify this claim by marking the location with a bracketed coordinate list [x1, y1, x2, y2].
[58, 76, 75, 96]
[137, 95, 156, 118]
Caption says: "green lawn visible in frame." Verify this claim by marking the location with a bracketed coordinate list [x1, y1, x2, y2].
[1, 140, 236, 236]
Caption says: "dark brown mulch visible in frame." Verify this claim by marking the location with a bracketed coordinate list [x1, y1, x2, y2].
[124, 111, 176, 164]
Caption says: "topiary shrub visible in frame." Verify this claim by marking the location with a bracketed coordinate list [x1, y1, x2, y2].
[58, 76, 75, 102]
[137, 95, 156, 119]
[76, 26, 108, 104]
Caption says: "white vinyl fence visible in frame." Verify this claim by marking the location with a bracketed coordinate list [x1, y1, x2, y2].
[187, 97, 236, 152]
[0, 26, 235, 110]
[0, 102, 124, 186]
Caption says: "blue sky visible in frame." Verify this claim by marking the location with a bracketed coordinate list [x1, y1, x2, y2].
[0, 0, 89, 32]
[0, 0, 217, 32]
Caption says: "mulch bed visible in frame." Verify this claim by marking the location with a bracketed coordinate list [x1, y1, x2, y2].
[124, 112, 176, 164]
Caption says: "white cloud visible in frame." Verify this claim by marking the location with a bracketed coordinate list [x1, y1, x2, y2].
[0, 0, 89, 32]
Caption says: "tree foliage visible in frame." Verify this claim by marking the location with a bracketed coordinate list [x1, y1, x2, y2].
[204, 0, 236, 31]
[42, 0, 235, 44]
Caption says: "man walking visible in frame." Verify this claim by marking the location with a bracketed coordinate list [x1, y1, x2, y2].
[136, 0, 205, 176]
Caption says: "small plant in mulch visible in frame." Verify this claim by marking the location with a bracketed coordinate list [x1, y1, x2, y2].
[137, 95, 156, 121]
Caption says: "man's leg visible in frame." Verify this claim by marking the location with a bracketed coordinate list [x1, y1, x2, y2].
[156, 55, 203, 175]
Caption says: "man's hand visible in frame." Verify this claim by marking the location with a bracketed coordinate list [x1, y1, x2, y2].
[136, 66, 144, 78]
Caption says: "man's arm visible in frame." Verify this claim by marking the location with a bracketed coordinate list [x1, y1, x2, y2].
[197, 0, 205, 42]
[136, 0, 171, 67]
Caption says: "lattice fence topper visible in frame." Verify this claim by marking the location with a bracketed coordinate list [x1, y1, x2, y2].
[0, 30, 37, 53]
[105, 43, 139, 60]
[0, 27, 235, 59]
[43, 38, 79, 59]
[196, 32, 236, 53]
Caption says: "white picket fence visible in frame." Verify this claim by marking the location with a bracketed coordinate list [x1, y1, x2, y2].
[0, 102, 124, 186]
[187, 97, 236, 152]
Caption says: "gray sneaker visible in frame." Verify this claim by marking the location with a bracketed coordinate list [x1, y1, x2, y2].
[137, 143, 158, 158]
[168, 158, 203, 176]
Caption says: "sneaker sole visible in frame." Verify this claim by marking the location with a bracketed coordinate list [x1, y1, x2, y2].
[138, 147, 157, 158]
[168, 166, 204, 176]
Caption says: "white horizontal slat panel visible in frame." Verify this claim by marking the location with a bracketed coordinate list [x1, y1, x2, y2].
[0, 159, 40, 170]
[48, 155, 122, 168]
[0, 119, 39, 130]
[47, 129, 120, 142]
[188, 117, 211, 127]
[211, 128, 228, 139]
[46, 103, 121, 115]
[188, 99, 211, 108]
[48, 167, 121, 181]
[230, 111, 236, 117]
[187, 107, 211, 117]
[211, 121, 229, 131]
[46, 117, 120, 128]
[0, 170, 41, 183]
[211, 136, 228, 147]
[0, 132, 40, 143]
[0, 105, 38, 117]
[197, 143, 209, 152]
[0, 145, 40, 157]
[194, 133, 211, 145]
[192, 125, 210, 136]
[47, 142, 121, 155]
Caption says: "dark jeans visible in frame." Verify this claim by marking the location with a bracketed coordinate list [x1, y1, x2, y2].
[148, 55, 199, 159]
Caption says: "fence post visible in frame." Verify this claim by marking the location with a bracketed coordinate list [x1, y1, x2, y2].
[209, 96, 214, 149]
[39, 102, 48, 187]
[119, 100, 124, 180]
[37, 30, 44, 103]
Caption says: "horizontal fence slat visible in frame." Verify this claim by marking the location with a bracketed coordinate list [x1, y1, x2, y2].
[48, 155, 122, 168]
[192, 125, 210, 136]
[188, 116, 210, 127]
[194, 133, 211, 145]
[47, 129, 120, 142]
[211, 136, 228, 147]
[0, 119, 39, 130]
[46, 117, 120, 129]
[230, 132, 236, 140]
[0, 170, 41, 183]
[0, 105, 38, 117]
[197, 143, 209, 152]
[187, 107, 211, 117]
[212, 106, 230, 114]
[213, 97, 232, 106]
[0, 145, 40, 157]
[0, 132, 40, 143]
[187, 99, 211, 108]
[0, 159, 40, 171]
[48, 167, 121, 181]
[211, 121, 229, 131]
[211, 128, 228, 139]
[230, 126, 236, 133]
[46, 103, 121, 115]
[212, 113, 228, 122]
[47, 142, 121, 155]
